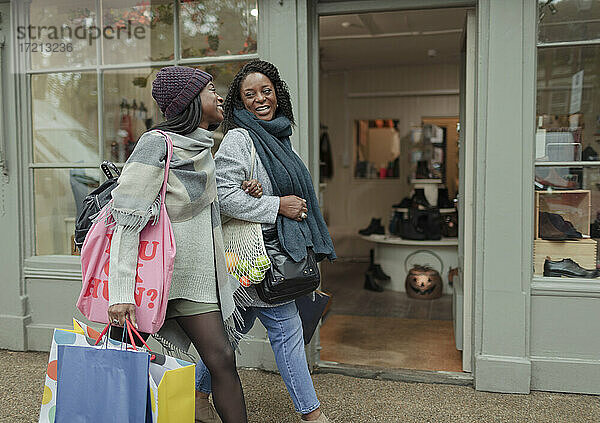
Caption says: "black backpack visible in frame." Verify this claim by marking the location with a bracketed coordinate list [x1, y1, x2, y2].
[74, 161, 120, 251]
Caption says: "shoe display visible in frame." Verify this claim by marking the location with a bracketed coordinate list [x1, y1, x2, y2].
[370, 264, 391, 282]
[539, 212, 582, 240]
[543, 258, 600, 278]
[401, 217, 427, 240]
[392, 197, 412, 208]
[401, 207, 442, 241]
[591, 213, 600, 238]
[411, 188, 430, 209]
[359, 218, 385, 236]
[437, 187, 454, 209]
[364, 270, 384, 292]
[415, 160, 430, 179]
[441, 212, 458, 237]
[389, 211, 403, 236]
[424, 208, 442, 240]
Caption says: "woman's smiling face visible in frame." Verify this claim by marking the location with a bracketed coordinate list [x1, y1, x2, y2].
[240, 72, 277, 121]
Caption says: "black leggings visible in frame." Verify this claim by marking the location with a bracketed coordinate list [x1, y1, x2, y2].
[176, 311, 247, 423]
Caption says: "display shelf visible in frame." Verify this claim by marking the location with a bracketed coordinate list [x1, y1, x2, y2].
[534, 189, 591, 239]
[410, 178, 442, 184]
[392, 207, 456, 213]
[360, 234, 458, 246]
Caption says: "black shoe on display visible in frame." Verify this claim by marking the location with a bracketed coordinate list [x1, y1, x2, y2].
[437, 187, 454, 209]
[364, 271, 384, 292]
[543, 258, 600, 278]
[369, 264, 391, 282]
[416, 160, 430, 179]
[389, 211, 403, 236]
[359, 218, 385, 236]
[411, 188, 430, 209]
[539, 212, 582, 240]
[393, 197, 412, 208]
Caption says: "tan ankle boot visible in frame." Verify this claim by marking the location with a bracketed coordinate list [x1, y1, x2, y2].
[301, 411, 330, 422]
[195, 396, 222, 423]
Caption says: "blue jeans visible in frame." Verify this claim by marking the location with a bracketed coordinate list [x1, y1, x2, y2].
[195, 302, 321, 414]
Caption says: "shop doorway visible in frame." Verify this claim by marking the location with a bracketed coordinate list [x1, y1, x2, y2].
[315, 6, 476, 375]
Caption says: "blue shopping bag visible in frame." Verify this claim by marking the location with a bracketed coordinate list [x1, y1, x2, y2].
[55, 344, 151, 422]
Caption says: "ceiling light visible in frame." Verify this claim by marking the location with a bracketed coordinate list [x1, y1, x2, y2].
[428, 49, 437, 58]
[341, 22, 352, 28]
[250, 8, 258, 17]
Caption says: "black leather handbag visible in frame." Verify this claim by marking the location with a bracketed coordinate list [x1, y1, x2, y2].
[74, 161, 120, 251]
[255, 228, 321, 304]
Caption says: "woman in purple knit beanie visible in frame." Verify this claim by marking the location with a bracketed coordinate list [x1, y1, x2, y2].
[107, 66, 255, 423]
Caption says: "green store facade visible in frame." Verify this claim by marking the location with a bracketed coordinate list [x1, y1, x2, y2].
[0, 0, 599, 395]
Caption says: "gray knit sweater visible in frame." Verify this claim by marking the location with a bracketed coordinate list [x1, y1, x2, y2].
[214, 128, 291, 307]
[108, 130, 218, 306]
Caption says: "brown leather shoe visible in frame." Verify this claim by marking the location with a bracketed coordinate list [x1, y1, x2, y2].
[196, 395, 222, 423]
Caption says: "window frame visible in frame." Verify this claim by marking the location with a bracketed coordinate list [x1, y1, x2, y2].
[18, 0, 260, 261]
[533, 5, 600, 282]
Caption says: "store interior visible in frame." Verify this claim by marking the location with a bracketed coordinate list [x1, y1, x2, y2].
[317, 8, 468, 373]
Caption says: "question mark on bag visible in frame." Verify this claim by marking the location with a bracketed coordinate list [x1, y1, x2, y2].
[146, 289, 158, 308]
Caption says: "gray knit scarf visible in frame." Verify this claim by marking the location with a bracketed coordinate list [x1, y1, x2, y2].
[110, 128, 249, 348]
[233, 109, 336, 263]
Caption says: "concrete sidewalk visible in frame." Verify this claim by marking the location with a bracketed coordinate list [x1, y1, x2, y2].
[1, 350, 598, 423]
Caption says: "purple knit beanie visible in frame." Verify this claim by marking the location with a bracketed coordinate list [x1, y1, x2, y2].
[152, 66, 213, 119]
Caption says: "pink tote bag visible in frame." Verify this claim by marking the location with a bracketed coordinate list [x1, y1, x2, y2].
[77, 130, 176, 334]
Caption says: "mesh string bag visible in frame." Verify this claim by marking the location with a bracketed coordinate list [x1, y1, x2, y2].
[221, 143, 271, 287]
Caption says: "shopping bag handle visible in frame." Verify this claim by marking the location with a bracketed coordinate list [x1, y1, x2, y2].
[124, 319, 152, 352]
[93, 321, 152, 353]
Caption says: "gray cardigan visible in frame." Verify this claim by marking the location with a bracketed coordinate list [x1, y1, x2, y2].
[214, 128, 290, 307]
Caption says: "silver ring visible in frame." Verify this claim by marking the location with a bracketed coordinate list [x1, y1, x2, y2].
[301, 212, 307, 219]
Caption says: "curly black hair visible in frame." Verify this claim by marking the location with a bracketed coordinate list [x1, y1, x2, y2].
[222, 60, 295, 133]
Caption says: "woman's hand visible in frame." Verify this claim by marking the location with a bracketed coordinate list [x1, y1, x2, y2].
[242, 179, 263, 198]
[279, 195, 308, 222]
[107, 303, 137, 328]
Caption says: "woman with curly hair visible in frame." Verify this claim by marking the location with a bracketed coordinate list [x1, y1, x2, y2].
[194, 60, 336, 423]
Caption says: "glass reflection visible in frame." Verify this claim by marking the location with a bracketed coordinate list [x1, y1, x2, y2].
[27, 0, 97, 70]
[31, 72, 99, 163]
[34, 168, 100, 255]
[102, 0, 174, 64]
[180, 0, 257, 59]
[538, 0, 600, 43]
[103, 61, 246, 161]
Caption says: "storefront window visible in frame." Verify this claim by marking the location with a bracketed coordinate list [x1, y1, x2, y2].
[27, 0, 97, 70]
[32, 72, 98, 163]
[34, 169, 100, 255]
[534, 1, 600, 278]
[102, 61, 245, 162]
[102, 0, 175, 64]
[179, 0, 258, 58]
[23, 1, 259, 256]
[538, 0, 600, 44]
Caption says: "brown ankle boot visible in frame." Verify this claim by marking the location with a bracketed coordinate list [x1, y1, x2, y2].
[195, 395, 222, 423]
